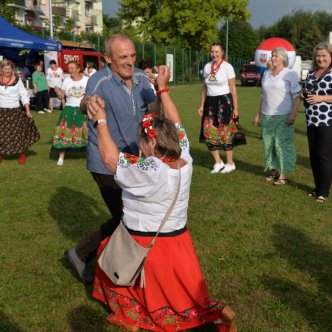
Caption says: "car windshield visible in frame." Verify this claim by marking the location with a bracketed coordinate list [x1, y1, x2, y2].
[243, 65, 259, 72]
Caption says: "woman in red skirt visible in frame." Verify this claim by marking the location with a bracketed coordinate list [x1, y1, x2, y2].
[91, 65, 237, 332]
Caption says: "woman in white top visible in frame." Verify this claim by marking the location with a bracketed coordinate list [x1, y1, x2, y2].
[0, 59, 40, 164]
[198, 42, 239, 174]
[46, 60, 64, 112]
[83, 61, 97, 77]
[254, 47, 301, 185]
[52, 61, 89, 165]
[90, 66, 237, 332]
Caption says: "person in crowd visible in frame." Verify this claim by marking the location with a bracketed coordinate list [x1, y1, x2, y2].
[90, 65, 237, 332]
[0, 59, 40, 164]
[46, 60, 63, 112]
[32, 63, 50, 114]
[83, 61, 97, 77]
[52, 61, 89, 166]
[302, 41, 332, 203]
[64, 34, 157, 284]
[254, 47, 301, 185]
[15, 60, 31, 80]
[139, 58, 157, 93]
[198, 42, 239, 174]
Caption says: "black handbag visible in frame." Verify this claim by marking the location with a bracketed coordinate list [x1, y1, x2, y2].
[232, 118, 247, 146]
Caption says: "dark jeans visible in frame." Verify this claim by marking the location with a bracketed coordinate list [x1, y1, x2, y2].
[307, 126, 332, 197]
[75, 172, 123, 262]
[35, 90, 49, 111]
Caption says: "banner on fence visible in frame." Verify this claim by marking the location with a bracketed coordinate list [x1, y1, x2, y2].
[166, 54, 174, 82]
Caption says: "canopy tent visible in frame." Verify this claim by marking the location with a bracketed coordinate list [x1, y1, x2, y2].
[0, 17, 60, 61]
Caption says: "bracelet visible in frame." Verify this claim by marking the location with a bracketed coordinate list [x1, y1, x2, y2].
[93, 119, 107, 128]
[156, 87, 170, 95]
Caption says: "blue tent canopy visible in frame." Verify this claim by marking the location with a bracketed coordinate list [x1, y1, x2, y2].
[0, 17, 60, 52]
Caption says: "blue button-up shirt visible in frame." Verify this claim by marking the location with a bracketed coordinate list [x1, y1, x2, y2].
[86, 65, 156, 175]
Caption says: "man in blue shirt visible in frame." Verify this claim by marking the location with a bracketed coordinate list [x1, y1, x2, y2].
[65, 34, 157, 284]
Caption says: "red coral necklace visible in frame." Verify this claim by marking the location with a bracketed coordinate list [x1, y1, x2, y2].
[209, 60, 223, 81]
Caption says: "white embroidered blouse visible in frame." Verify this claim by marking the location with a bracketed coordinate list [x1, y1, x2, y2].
[114, 125, 193, 233]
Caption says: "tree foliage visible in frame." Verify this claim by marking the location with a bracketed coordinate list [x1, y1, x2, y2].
[117, 0, 250, 50]
[0, 0, 16, 24]
[219, 19, 260, 59]
[257, 10, 332, 59]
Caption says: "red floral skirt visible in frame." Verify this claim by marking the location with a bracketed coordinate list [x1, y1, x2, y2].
[93, 229, 223, 331]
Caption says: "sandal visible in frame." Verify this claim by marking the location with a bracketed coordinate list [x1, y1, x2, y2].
[307, 190, 317, 197]
[265, 171, 279, 182]
[316, 196, 328, 203]
[273, 178, 287, 185]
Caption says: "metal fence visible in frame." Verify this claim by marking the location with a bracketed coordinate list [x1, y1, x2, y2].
[135, 42, 250, 84]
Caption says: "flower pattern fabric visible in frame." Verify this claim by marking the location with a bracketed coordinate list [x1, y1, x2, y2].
[199, 93, 236, 151]
[52, 106, 88, 150]
[93, 278, 221, 332]
[0, 107, 40, 155]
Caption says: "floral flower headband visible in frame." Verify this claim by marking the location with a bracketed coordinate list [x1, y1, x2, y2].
[142, 112, 157, 138]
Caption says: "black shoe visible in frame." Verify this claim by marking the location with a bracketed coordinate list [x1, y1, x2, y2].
[64, 247, 94, 285]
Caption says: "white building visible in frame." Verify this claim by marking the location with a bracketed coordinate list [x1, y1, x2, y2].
[9, 0, 103, 35]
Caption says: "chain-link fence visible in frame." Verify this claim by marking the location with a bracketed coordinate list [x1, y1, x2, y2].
[135, 42, 250, 84]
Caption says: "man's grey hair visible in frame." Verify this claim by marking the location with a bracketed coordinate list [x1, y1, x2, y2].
[104, 34, 135, 56]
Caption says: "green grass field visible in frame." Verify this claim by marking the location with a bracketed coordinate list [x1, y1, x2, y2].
[1, 85, 331, 332]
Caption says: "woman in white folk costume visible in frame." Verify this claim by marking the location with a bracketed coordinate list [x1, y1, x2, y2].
[91, 65, 237, 332]
[52, 61, 89, 165]
[198, 42, 239, 174]
[0, 59, 39, 164]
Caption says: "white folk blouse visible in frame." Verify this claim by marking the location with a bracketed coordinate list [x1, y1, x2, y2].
[115, 125, 193, 233]
[0, 77, 30, 108]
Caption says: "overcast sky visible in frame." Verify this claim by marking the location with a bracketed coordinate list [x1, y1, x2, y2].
[102, 0, 332, 29]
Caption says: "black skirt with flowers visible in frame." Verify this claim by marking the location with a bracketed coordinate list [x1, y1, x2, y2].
[0, 107, 40, 155]
[199, 93, 236, 151]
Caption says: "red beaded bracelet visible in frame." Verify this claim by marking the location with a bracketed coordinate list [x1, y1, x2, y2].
[156, 87, 170, 95]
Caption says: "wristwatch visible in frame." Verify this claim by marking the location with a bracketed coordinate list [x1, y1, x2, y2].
[93, 119, 107, 128]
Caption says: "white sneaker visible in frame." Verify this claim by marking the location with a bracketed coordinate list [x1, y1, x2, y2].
[44, 109, 52, 113]
[37, 111, 45, 114]
[211, 162, 225, 174]
[57, 158, 64, 166]
[220, 163, 236, 174]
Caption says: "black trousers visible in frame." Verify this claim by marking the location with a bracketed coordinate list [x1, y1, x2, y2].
[307, 126, 332, 198]
[76, 172, 123, 262]
[35, 90, 49, 111]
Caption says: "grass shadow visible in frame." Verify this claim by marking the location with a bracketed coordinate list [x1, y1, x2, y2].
[0, 309, 25, 332]
[48, 186, 109, 242]
[67, 304, 109, 332]
[262, 224, 332, 331]
[190, 146, 264, 177]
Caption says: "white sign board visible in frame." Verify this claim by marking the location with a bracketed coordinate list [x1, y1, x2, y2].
[44, 51, 58, 72]
[166, 54, 174, 82]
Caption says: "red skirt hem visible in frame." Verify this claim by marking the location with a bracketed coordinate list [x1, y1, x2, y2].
[93, 230, 223, 331]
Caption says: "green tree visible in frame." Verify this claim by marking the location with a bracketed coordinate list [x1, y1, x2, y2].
[256, 10, 331, 59]
[219, 19, 260, 58]
[0, 0, 16, 24]
[118, 0, 250, 50]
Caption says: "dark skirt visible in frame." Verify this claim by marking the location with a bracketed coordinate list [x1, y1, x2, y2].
[0, 107, 40, 155]
[199, 94, 236, 151]
[52, 105, 88, 150]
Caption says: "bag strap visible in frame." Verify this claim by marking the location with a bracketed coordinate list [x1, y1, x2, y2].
[233, 117, 244, 132]
[147, 161, 181, 249]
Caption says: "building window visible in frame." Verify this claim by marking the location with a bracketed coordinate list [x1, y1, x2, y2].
[85, 3, 91, 16]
